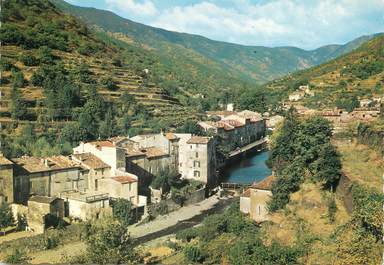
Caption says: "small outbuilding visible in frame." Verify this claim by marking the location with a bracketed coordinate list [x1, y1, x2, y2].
[27, 195, 64, 234]
[240, 175, 275, 223]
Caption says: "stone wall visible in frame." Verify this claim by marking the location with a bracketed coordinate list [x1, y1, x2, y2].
[336, 174, 353, 214]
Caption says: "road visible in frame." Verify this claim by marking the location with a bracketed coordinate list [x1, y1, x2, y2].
[130, 195, 236, 246]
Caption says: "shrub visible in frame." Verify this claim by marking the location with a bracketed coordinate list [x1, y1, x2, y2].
[11, 70, 26, 87]
[19, 53, 39, 66]
[183, 245, 205, 263]
[112, 198, 133, 226]
[0, 202, 14, 230]
[176, 228, 199, 242]
[4, 249, 29, 264]
[100, 76, 118, 91]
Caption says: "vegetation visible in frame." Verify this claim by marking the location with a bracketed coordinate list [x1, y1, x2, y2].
[264, 34, 384, 110]
[84, 219, 137, 264]
[173, 203, 303, 264]
[0, 203, 14, 231]
[111, 198, 133, 226]
[267, 111, 341, 211]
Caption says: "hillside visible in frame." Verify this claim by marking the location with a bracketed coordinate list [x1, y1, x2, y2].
[0, 0, 202, 157]
[264, 34, 384, 109]
[52, 0, 375, 86]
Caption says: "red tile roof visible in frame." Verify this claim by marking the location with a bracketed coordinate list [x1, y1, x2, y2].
[187, 136, 211, 144]
[112, 175, 137, 184]
[241, 188, 251, 198]
[165, 132, 179, 140]
[89, 140, 115, 150]
[251, 175, 275, 191]
[72, 153, 110, 170]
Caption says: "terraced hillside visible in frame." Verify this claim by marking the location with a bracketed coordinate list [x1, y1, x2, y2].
[0, 0, 202, 157]
[264, 34, 384, 109]
[0, 1, 201, 127]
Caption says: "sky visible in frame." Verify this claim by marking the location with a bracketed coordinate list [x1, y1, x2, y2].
[65, 0, 384, 50]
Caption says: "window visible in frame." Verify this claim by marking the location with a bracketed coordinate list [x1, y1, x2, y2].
[194, 171, 200, 178]
[95, 179, 98, 191]
[195, 152, 199, 158]
[194, 161, 200, 168]
[190, 145, 192, 149]
[128, 183, 131, 191]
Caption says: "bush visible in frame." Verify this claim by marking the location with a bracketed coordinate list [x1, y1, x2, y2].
[0, 202, 14, 230]
[4, 249, 29, 264]
[19, 53, 39, 66]
[11, 70, 26, 87]
[100, 76, 118, 91]
[112, 198, 133, 226]
[183, 245, 205, 263]
[176, 228, 199, 242]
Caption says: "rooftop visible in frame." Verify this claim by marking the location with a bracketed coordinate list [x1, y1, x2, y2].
[72, 153, 110, 170]
[164, 132, 179, 141]
[12, 155, 79, 173]
[187, 136, 211, 144]
[29, 195, 58, 204]
[0, 153, 13, 165]
[143, 147, 168, 158]
[250, 175, 276, 191]
[89, 140, 115, 150]
[112, 175, 137, 184]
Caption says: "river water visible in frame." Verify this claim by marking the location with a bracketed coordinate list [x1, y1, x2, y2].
[222, 151, 272, 184]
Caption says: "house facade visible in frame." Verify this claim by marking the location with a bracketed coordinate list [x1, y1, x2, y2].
[240, 175, 275, 223]
[178, 136, 217, 187]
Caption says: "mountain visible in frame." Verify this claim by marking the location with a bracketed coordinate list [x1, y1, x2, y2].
[264, 34, 384, 109]
[52, 0, 376, 85]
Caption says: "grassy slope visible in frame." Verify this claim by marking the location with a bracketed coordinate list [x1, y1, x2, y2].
[52, 0, 374, 85]
[264, 34, 384, 108]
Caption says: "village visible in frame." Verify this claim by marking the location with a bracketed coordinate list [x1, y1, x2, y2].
[0, 109, 269, 234]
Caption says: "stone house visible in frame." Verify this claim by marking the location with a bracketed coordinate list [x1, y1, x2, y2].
[11, 156, 83, 204]
[240, 175, 275, 223]
[288, 91, 305, 101]
[0, 153, 14, 204]
[199, 110, 265, 150]
[72, 141, 145, 208]
[27, 195, 65, 234]
[178, 136, 217, 187]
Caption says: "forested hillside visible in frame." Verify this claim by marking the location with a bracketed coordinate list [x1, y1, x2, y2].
[264, 34, 384, 109]
[0, 0, 203, 158]
[52, 0, 375, 86]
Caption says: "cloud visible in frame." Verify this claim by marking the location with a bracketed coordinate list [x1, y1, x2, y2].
[106, 0, 157, 17]
[97, 0, 384, 49]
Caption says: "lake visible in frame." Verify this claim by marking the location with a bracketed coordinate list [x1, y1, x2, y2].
[222, 150, 272, 184]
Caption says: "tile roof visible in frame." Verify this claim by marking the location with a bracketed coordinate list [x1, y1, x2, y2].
[0, 154, 13, 165]
[241, 188, 251, 198]
[112, 175, 137, 184]
[72, 153, 110, 170]
[29, 195, 58, 204]
[124, 146, 146, 158]
[143, 147, 168, 158]
[12, 156, 79, 173]
[165, 132, 179, 140]
[89, 140, 115, 150]
[187, 136, 211, 144]
[251, 175, 275, 191]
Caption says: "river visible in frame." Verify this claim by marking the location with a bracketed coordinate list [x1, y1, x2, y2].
[222, 150, 272, 184]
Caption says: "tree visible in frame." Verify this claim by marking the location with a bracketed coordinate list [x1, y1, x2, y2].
[10, 86, 28, 120]
[86, 219, 137, 264]
[176, 120, 203, 135]
[310, 143, 341, 189]
[0, 203, 14, 231]
[112, 199, 133, 226]
[11, 70, 26, 87]
[183, 245, 205, 263]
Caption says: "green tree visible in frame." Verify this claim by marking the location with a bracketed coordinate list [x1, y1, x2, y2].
[112, 199, 133, 226]
[10, 86, 28, 120]
[86, 220, 137, 264]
